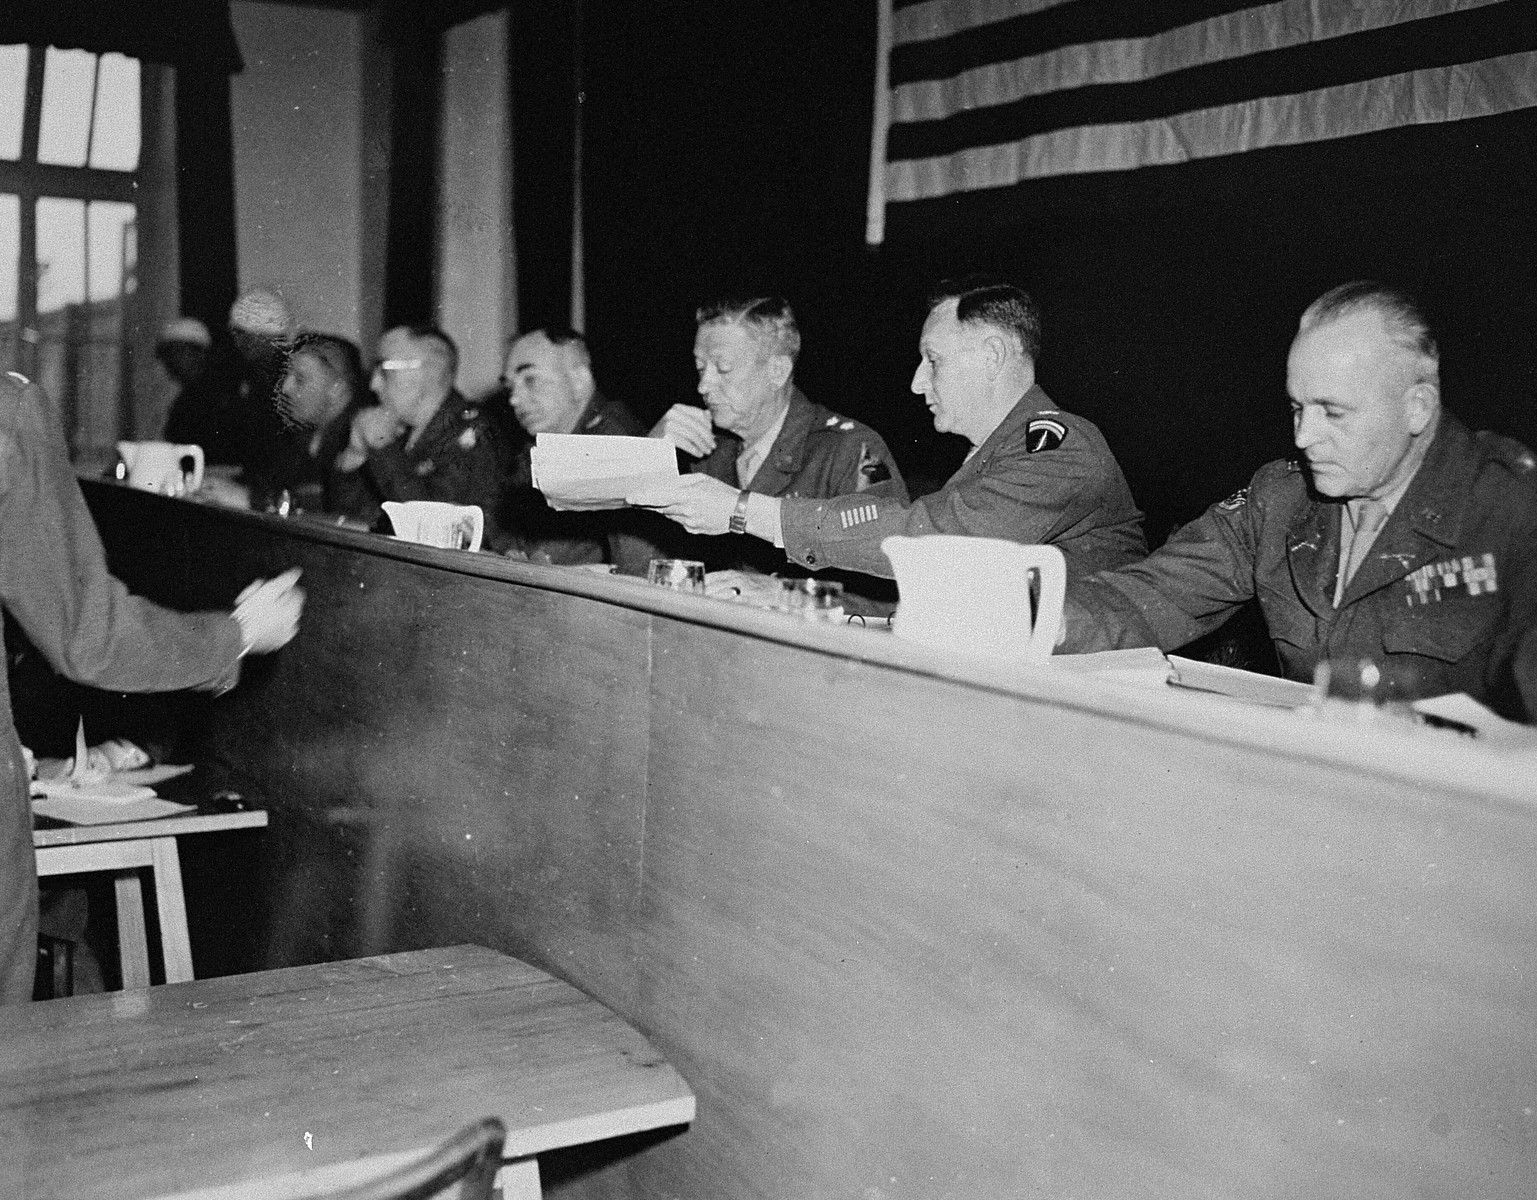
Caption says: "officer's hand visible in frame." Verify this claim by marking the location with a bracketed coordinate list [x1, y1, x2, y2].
[706, 569, 782, 607]
[233, 568, 305, 655]
[648, 404, 716, 458]
[627, 474, 738, 535]
[356, 405, 404, 450]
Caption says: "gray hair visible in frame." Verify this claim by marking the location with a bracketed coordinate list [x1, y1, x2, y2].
[1299, 281, 1438, 374]
[695, 295, 801, 365]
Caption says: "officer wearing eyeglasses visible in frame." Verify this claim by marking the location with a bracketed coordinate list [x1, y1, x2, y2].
[330, 325, 508, 548]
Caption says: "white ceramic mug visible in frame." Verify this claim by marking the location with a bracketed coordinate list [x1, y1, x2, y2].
[117, 441, 204, 495]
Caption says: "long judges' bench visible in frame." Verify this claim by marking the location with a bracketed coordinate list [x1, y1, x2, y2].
[78, 478, 1537, 1200]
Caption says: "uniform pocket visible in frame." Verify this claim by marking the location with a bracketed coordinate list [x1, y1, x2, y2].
[1383, 595, 1499, 663]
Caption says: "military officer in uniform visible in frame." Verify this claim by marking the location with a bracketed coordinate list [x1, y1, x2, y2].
[630, 278, 1145, 584]
[1061, 281, 1537, 722]
[499, 325, 656, 572]
[645, 295, 908, 590]
[0, 369, 303, 1004]
[331, 325, 508, 550]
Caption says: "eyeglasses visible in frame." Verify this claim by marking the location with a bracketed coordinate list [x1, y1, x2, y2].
[373, 358, 424, 374]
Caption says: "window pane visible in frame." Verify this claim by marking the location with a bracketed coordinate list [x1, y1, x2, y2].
[38, 48, 97, 168]
[0, 194, 18, 371]
[37, 196, 85, 313]
[87, 201, 136, 302]
[89, 54, 139, 170]
[0, 46, 25, 161]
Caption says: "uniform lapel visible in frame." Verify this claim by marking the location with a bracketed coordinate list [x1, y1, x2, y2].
[746, 389, 814, 496]
[1339, 420, 1466, 607]
[1285, 498, 1341, 618]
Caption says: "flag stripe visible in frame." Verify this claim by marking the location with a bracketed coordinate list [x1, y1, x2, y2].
[892, 0, 1264, 85]
[892, 0, 1078, 47]
[886, 49, 1537, 200]
[892, 0, 1505, 124]
[888, 1, 1537, 162]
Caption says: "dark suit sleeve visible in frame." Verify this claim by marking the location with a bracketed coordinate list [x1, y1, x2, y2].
[0, 381, 243, 693]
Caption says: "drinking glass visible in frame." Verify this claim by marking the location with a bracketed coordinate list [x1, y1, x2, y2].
[647, 559, 706, 592]
[1312, 657, 1419, 721]
[776, 578, 845, 621]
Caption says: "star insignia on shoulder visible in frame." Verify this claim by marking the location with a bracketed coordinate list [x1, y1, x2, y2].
[1025, 417, 1067, 453]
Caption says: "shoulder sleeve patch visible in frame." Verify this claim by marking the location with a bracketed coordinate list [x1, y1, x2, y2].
[1215, 487, 1249, 512]
[856, 441, 891, 490]
[1026, 417, 1067, 453]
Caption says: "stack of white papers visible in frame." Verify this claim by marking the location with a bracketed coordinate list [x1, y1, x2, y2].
[531, 434, 678, 511]
[31, 763, 197, 824]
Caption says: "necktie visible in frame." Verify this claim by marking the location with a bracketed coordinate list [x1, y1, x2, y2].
[737, 446, 761, 488]
[1335, 499, 1389, 605]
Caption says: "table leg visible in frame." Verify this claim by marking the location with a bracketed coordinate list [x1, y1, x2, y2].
[149, 837, 195, 983]
[496, 1157, 541, 1200]
[113, 872, 151, 990]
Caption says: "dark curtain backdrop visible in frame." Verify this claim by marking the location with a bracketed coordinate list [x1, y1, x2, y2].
[576, 0, 1537, 540]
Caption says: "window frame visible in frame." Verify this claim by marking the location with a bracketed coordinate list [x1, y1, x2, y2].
[1, 43, 142, 443]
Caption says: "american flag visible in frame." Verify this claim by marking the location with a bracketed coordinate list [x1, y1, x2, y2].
[868, 0, 1537, 243]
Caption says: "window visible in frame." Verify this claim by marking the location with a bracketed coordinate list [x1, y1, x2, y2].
[1, 44, 141, 459]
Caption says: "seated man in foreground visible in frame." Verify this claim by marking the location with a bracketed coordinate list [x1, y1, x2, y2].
[1060, 281, 1537, 721]
[331, 325, 507, 549]
[646, 294, 908, 596]
[499, 326, 657, 573]
[630, 278, 1145, 582]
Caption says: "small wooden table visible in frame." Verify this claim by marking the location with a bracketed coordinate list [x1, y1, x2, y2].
[0, 944, 695, 1199]
[33, 808, 268, 988]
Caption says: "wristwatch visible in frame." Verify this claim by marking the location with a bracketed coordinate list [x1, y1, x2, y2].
[729, 489, 752, 535]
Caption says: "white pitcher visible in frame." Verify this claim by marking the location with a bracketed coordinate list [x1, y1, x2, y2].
[117, 441, 204, 495]
[880, 535, 1065, 664]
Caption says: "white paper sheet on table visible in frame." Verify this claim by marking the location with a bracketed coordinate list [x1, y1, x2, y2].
[1166, 656, 1318, 707]
[531, 434, 678, 511]
[32, 794, 196, 824]
[30, 762, 197, 824]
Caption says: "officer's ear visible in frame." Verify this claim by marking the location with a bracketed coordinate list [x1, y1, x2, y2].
[980, 333, 1009, 379]
[1404, 379, 1438, 437]
[766, 353, 793, 390]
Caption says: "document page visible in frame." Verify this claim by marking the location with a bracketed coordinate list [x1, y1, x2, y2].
[1166, 656, 1317, 707]
[532, 434, 678, 511]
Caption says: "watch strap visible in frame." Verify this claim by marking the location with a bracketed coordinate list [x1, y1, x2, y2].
[729, 488, 752, 535]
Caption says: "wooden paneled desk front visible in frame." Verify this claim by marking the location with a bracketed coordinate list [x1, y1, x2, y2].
[33, 808, 268, 988]
[1, 944, 695, 1199]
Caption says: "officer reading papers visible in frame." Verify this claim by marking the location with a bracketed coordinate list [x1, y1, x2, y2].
[1060, 281, 1537, 722]
[629, 278, 1145, 583]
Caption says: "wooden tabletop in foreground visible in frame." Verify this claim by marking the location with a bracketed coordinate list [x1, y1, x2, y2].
[0, 944, 695, 1199]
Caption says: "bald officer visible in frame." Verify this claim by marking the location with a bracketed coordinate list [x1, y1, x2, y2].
[1061, 281, 1537, 721]
[631, 278, 1145, 581]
